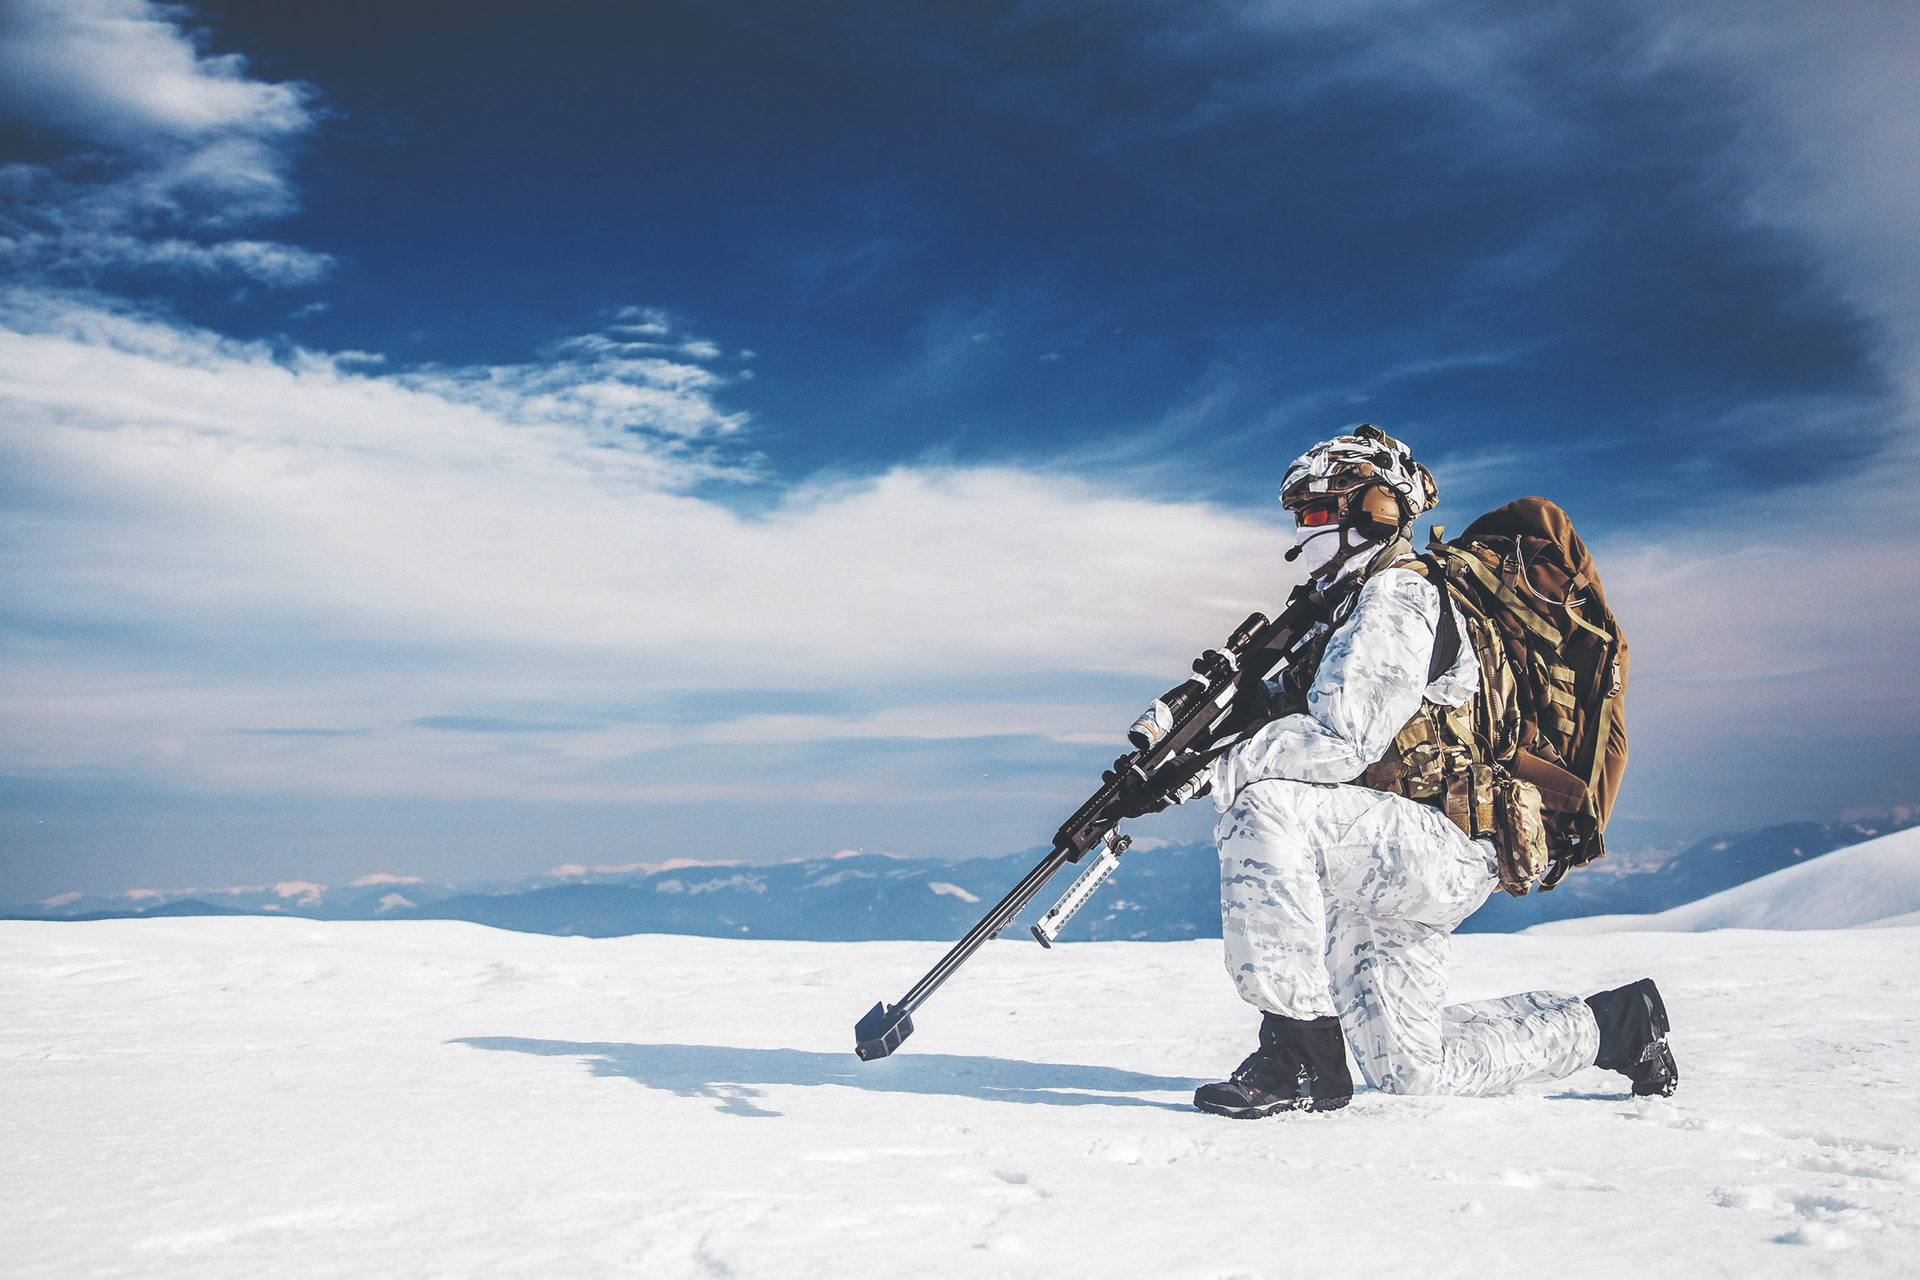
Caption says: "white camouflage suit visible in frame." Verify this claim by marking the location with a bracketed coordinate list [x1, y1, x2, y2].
[1209, 566, 1601, 1095]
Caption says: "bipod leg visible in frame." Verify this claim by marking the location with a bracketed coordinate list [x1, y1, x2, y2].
[1030, 831, 1130, 947]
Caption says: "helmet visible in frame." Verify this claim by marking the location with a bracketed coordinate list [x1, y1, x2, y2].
[1279, 423, 1437, 536]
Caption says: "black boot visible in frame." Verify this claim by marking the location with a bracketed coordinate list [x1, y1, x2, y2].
[1586, 978, 1679, 1098]
[1194, 1014, 1353, 1118]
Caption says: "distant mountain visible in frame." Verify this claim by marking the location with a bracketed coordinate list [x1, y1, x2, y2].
[0, 846, 1221, 943]
[386, 846, 1221, 943]
[10, 812, 1913, 940]
[5, 877, 466, 922]
[44, 898, 255, 921]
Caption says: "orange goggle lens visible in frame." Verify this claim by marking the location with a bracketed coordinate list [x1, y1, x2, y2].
[1296, 506, 1337, 527]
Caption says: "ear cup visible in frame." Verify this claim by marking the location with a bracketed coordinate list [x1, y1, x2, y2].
[1352, 484, 1406, 538]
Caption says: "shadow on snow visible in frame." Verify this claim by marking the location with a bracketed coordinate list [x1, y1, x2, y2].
[453, 1037, 1206, 1117]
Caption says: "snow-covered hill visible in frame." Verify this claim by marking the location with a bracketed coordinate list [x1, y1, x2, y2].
[1532, 827, 1920, 935]
[5, 919, 1917, 1277]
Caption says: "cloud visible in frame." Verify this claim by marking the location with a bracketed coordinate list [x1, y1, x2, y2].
[410, 717, 591, 734]
[0, 290, 1292, 802]
[1219, 0, 1920, 417]
[0, 285, 1909, 819]
[403, 330, 751, 443]
[349, 873, 424, 887]
[1649, 3, 1920, 398]
[0, 0, 322, 285]
[0, 0, 309, 143]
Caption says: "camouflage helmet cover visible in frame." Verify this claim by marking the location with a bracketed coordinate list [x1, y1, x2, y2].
[1279, 423, 1437, 525]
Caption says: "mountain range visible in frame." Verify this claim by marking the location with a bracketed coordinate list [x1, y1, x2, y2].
[8, 813, 1913, 940]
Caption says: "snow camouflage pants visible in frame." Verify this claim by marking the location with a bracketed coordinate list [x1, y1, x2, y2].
[1217, 779, 1600, 1096]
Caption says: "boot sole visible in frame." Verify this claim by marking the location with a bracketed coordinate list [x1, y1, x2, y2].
[1194, 1095, 1351, 1119]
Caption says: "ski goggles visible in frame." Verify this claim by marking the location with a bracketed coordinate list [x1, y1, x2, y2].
[1293, 499, 1342, 528]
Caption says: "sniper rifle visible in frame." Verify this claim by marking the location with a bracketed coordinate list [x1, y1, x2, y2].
[853, 582, 1334, 1060]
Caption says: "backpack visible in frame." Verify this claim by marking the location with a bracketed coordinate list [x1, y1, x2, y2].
[1429, 497, 1627, 887]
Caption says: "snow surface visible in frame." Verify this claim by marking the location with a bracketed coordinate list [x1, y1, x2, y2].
[1534, 827, 1920, 935]
[5, 918, 1919, 1278]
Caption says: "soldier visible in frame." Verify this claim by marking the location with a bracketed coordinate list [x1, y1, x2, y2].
[1192, 425, 1677, 1118]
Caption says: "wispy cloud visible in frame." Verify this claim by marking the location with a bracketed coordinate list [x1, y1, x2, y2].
[0, 0, 326, 286]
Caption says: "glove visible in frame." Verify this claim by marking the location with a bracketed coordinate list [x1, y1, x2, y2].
[1112, 753, 1213, 819]
[1168, 757, 1215, 806]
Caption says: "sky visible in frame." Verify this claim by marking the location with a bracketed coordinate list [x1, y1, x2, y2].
[2, 0, 1917, 901]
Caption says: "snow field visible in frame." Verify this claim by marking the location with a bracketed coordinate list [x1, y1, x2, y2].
[3, 918, 1918, 1278]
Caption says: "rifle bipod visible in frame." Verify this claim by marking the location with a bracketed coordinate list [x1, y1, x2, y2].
[1031, 831, 1130, 947]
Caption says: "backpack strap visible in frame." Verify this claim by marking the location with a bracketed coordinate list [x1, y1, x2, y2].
[1425, 555, 1462, 684]
[1453, 548, 1564, 646]
[1395, 553, 1462, 684]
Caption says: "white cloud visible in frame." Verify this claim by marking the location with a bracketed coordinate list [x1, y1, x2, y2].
[0, 0, 321, 285]
[1601, 511, 1920, 740]
[0, 0, 309, 143]
[0, 291, 1292, 801]
[1228, 0, 1920, 428]
[0, 279, 1909, 817]
[349, 873, 424, 887]
[0, 230, 333, 285]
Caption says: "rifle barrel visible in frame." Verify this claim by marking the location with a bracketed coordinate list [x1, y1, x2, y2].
[854, 843, 1076, 1060]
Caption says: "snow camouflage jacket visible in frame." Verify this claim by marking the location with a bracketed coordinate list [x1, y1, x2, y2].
[1209, 561, 1479, 810]
[1209, 551, 1555, 896]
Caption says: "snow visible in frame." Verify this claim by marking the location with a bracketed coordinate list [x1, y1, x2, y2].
[5, 917, 1919, 1278]
[1533, 827, 1920, 935]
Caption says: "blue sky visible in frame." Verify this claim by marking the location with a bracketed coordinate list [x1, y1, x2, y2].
[3, 0, 1917, 901]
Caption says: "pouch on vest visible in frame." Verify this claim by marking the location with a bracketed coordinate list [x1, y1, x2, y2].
[1491, 774, 1550, 896]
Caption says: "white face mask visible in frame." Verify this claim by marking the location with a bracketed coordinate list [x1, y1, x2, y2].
[1292, 521, 1376, 582]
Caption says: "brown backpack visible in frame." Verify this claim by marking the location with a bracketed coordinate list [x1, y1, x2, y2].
[1431, 498, 1627, 886]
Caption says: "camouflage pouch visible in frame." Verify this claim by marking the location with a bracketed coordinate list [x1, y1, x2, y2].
[1491, 774, 1550, 896]
[1470, 762, 1496, 838]
[1442, 750, 1474, 834]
